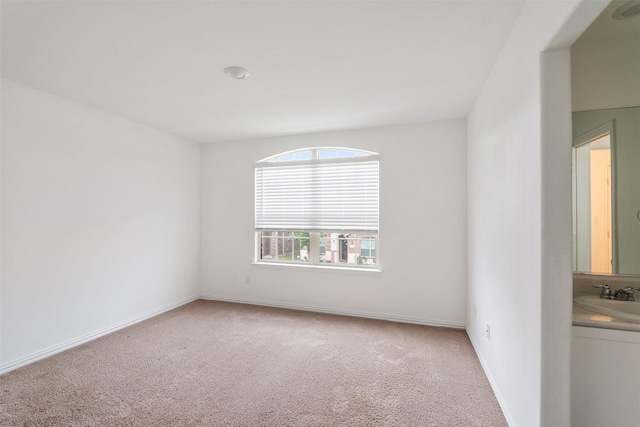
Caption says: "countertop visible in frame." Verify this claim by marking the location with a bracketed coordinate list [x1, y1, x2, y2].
[573, 302, 640, 332]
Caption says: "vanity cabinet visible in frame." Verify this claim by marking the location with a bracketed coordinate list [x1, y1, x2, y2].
[571, 326, 640, 427]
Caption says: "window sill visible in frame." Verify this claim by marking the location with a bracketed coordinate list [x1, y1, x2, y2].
[252, 261, 382, 274]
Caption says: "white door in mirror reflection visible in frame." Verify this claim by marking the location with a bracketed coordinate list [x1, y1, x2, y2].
[574, 133, 612, 273]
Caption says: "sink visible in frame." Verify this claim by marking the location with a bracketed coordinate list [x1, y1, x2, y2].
[574, 295, 640, 322]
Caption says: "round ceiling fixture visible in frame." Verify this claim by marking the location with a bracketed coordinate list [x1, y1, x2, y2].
[223, 66, 249, 79]
[612, 0, 640, 20]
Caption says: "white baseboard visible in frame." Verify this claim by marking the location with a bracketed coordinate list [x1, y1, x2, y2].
[0, 295, 199, 375]
[200, 293, 466, 329]
[466, 328, 515, 427]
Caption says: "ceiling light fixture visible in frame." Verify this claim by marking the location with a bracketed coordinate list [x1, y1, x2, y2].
[224, 66, 250, 79]
[612, 0, 640, 20]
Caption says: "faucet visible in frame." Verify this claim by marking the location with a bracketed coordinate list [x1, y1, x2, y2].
[591, 284, 640, 300]
[613, 286, 640, 302]
[592, 284, 613, 299]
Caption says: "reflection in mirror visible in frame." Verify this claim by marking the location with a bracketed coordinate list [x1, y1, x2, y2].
[573, 107, 640, 275]
[571, 0, 640, 277]
[573, 131, 612, 273]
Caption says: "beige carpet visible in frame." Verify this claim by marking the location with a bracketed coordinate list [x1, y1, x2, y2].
[1, 300, 507, 426]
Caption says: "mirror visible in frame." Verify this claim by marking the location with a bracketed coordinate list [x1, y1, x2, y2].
[573, 107, 640, 274]
[571, 0, 640, 276]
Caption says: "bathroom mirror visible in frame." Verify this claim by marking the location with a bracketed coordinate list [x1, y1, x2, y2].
[571, 0, 639, 276]
[572, 107, 640, 275]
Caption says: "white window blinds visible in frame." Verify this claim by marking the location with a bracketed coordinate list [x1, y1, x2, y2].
[255, 157, 379, 232]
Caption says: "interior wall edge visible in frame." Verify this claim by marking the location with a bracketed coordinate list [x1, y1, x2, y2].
[0, 295, 199, 375]
[540, 47, 573, 427]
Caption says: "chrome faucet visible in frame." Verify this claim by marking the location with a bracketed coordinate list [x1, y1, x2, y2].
[594, 284, 640, 301]
[613, 286, 640, 302]
[593, 284, 613, 299]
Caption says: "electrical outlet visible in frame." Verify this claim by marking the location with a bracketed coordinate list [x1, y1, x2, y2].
[486, 324, 491, 340]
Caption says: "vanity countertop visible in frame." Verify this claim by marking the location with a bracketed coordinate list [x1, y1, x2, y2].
[573, 303, 640, 332]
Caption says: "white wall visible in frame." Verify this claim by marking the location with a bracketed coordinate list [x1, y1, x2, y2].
[201, 120, 467, 327]
[572, 34, 640, 112]
[0, 79, 201, 372]
[466, 1, 606, 426]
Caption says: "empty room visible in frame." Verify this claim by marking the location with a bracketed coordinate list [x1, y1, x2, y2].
[2, 1, 638, 426]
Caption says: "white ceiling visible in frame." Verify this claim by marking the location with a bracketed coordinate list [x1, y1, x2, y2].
[1, 1, 526, 143]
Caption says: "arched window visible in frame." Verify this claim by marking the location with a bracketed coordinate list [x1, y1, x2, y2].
[255, 148, 379, 268]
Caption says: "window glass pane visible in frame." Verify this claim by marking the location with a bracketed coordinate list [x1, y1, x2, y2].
[318, 149, 337, 159]
[269, 150, 313, 162]
[259, 231, 309, 263]
[293, 231, 310, 262]
[337, 150, 359, 158]
[273, 153, 294, 162]
[277, 232, 292, 261]
[317, 232, 376, 266]
[293, 151, 312, 161]
[318, 149, 368, 159]
[319, 233, 337, 264]
[360, 238, 376, 259]
[260, 232, 275, 259]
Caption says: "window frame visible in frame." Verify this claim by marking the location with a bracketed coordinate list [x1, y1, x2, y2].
[255, 147, 379, 270]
